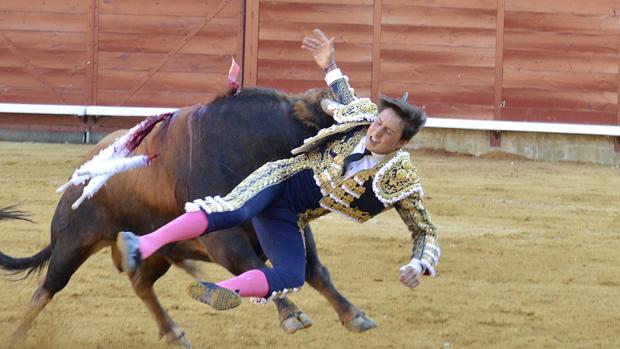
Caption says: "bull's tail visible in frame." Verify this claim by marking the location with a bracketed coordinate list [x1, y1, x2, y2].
[0, 205, 33, 222]
[0, 245, 52, 280]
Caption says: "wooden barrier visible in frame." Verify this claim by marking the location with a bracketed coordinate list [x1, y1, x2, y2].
[2, 0, 620, 142]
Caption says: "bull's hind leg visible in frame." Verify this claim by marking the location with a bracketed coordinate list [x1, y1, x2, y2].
[273, 297, 314, 334]
[200, 226, 314, 334]
[6, 237, 99, 346]
[111, 245, 191, 349]
[303, 226, 377, 332]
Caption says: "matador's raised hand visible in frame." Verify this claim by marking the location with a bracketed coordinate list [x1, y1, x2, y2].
[302, 28, 336, 71]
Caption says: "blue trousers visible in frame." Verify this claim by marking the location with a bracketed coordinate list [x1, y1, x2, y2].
[204, 169, 323, 293]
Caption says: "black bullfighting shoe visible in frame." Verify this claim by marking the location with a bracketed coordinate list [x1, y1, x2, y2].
[117, 231, 141, 273]
[187, 281, 241, 310]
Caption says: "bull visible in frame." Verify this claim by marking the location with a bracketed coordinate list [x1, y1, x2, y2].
[0, 87, 377, 348]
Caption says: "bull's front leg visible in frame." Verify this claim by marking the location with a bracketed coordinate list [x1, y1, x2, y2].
[303, 225, 377, 332]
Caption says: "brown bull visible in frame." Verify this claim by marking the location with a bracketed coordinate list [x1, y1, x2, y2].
[0, 87, 376, 348]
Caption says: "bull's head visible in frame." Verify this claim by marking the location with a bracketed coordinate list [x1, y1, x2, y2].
[293, 88, 337, 131]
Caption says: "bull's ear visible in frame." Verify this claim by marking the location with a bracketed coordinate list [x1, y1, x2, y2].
[320, 98, 344, 116]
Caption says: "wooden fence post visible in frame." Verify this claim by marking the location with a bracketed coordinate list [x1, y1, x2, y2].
[243, 0, 260, 87]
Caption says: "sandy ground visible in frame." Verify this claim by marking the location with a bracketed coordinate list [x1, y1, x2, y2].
[0, 141, 619, 349]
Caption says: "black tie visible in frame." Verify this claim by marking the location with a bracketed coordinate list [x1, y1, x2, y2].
[341, 149, 371, 176]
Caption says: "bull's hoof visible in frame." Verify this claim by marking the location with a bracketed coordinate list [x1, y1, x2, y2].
[5, 329, 26, 348]
[280, 311, 313, 334]
[163, 329, 192, 349]
[344, 312, 377, 333]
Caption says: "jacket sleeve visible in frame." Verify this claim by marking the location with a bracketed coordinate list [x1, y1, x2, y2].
[324, 68, 357, 105]
[393, 192, 440, 276]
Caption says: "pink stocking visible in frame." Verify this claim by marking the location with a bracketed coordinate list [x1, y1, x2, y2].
[217, 269, 269, 298]
[138, 211, 208, 259]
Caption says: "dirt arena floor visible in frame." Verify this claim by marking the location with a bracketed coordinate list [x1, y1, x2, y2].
[0, 140, 618, 349]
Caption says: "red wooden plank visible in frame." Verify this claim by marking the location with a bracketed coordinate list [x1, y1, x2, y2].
[382, 4, 497, 29]
[259, 3, 373, 25]
[258, 60, 371, 83]
[0, 48, 86, 70]
[87, 0, 99, 104]
[97, 70, 227, 92]
[258, 41, 371, 63]
[504, 12, 618, 35]
[385, 0, 497, 10]
[0, 87, 85, 104]
[99, 0, 241, 17]
[257, 0, 372, 4]
[381, 81, 494, 106]
[97, 89, 216, 107]
[0, 31, 85, 51]
[506, 0, 620, 15]
[243, 0, 259, 87]
[0, 114, 85, 132]
[99, 15, 235, 35]
[0, 12, 87, 32]
[501, 107, 617, 125]
[1, 0, 89, 14]
[503, 68, 617, 92]
[371, 0, 382, 101]
[502, 88, 617, 112]
[380, 44, 495, 68]
[259, 21, 373, 44]
[381, 25, 496, 48]
[382, 62, 495, 87]
[617, 24, 620, 126]
[258, 78, 372, 97]
[417, 102, 495, 119]
[504, 31, 618, 54]
[494, 0, 505, 121]
[503, 49, 617, 74]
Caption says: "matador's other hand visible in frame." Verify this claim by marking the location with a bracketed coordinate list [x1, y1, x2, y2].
[301, 28, 336, 70]
[399, 259, 424, 289]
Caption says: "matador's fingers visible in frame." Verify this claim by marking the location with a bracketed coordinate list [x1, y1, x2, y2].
[313, 28, 329, 42]
[303, 37, 321, 48]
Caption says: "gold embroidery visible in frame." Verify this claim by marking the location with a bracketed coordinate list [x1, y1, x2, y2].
[320, 196, 372, 222]
[191, 155, 313, 214]
[292, 122, 370, 155]
[395, 194, 439, 269]
[309, 129, 366, 195]
[373, 152, 422, 204]
[333, 98, 378, 123]
[332, 78, 355, 104]
[297, 207, 329, 230]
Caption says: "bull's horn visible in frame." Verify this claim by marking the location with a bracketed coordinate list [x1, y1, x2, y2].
[320, 98, 344, 116]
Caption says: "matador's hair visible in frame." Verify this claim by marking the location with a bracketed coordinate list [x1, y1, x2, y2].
[378, 94, 427, 141]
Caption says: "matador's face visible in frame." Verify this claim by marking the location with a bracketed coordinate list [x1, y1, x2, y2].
[365, 108, 408, 155]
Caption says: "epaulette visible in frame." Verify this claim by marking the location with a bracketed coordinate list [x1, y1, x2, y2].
[291, 121, 370, 155]
[332, 98, 377, 123]
[372, 150, 424, 204]
[292, 98, 377, 155]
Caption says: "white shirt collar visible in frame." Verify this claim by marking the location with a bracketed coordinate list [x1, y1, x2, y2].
[353, 136, 387, 161]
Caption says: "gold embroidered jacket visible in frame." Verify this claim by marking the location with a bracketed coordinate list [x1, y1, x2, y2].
[186, 75, 440, 274]
[291, 98, 440, 274]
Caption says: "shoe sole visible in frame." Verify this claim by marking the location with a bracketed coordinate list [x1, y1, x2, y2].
[187, 282, 241, 310]
[116, 232, 133, 273]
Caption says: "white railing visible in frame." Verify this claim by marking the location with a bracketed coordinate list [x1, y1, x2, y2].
[0, 103, 176, 118]
[426, 117, 620, 137]
[1, 103, 620, 138]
